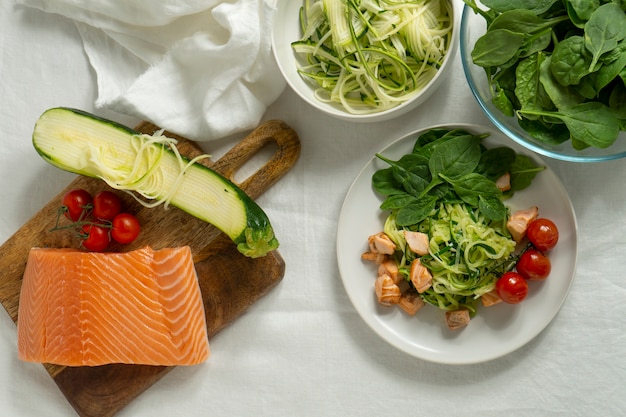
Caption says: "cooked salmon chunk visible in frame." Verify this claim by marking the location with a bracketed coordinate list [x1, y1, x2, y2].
[409, 258, 432, 293]
[445, 310, 470, 330]
[378, 258, 402, 284]
[368, 232, 396, 255]
[481, 289, 502, 307]
[507, 206, 539, 242]
[398, 289, 425, 316]
[404, 231, 429, 256]
[375, 273, 402, 306]
[496, 172, 511, 192]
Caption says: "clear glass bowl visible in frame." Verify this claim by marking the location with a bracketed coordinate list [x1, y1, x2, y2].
[460, 4, 626, 162]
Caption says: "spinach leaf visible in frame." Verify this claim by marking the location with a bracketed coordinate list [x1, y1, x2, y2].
[553, 102, 620, 148]
[413, 128, 473, 154]
[566, 0, 600, 23]
[379, 194, 419, 211]
[509, 154, 545, 191]
[490, 66, 519, 115]
[479, 195, 508, 221]
[395, 197, 437, 226]
[519, 29, 552, 58]
[595, 40, 626, 91]
[518, 118, 570, 145]
[472, 29, 526, 67]
[576, 74, 599, 99]
[488, 10, 569, 34]
[492, 83, 515, 116]
[609, 81, 626, 119]
[480, 0, 558, 14]
[414, 128, 455, 149]
[372, 168, 402, 196]
[441, 173, 501, 207]
[550, 36, 593, 86]
[428, 135, 482, 179]
[476, 146, 517, 179]
[539, 54, 584, 109]
[520, 101, 620, 148]
[584, 3, 626, 71]
[375, 153, 430, 196]
[515, 53, 552, 118]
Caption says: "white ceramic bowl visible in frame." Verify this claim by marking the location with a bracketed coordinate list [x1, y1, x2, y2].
[460, 4, 626, 162]
[272, 0, 459, 123]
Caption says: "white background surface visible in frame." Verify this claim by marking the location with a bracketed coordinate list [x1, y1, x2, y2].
[2, 1, 626, 416]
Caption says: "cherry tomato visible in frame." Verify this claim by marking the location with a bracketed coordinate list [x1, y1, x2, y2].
[516, 248, 551, 281]
[81, 224, 111, 252]
[62, 189, 92, 222]
[527, 218, 559, 252]
[92, 190, 122, 221]
[111, 213, 141, 244]
[495, 272, 529, 304]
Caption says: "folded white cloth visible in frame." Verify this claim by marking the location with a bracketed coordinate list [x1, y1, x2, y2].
[17, 0, 285, 141]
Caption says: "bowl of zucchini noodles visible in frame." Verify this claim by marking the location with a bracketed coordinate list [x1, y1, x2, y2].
[272, 0, 459, 122]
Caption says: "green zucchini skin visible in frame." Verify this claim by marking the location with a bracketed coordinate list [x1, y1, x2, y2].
[32, 107, 278, 258]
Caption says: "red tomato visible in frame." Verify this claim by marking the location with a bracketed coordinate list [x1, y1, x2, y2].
[81, 224, 111, 252]
[111, 213, 141, 244]
[495, 272, 529, 304]
[516, 248, 551, 281]
[92, 190, 122, 221]
[527, 218, 559, 252]
[62, 189, 92, 222]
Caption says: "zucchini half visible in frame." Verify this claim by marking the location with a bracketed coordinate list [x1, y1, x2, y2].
[32, 107, 278, 258]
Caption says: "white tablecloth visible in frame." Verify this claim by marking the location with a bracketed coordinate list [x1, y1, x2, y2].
[2, 1, 625, 416]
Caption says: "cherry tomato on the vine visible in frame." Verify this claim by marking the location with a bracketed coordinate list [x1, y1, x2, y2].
[111, 213, 141, 244]
[527, 218, 559, 252]
[496, 272, 529, 304]
[62, 189, 92, 222]
[92, 190, 122, 221]
[515, 248, 552, 281]
[81, 224, 111, 252]
[516, 248, 551, 281]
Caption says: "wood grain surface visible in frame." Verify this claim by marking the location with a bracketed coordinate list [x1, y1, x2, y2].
[0, 119, 301, 417]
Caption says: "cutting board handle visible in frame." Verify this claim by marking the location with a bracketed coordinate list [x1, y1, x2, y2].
[211, 120, 301, 199]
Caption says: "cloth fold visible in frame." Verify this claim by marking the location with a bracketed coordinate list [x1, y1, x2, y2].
[17, 0, 285, 141]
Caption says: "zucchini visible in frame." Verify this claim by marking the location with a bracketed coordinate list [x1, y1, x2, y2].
[32, 107, 278, 258]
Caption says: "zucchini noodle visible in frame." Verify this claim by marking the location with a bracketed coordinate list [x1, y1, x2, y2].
[86, 130, 211, 209]
[293, 0, 453, 114]
[385, 203, 517, 314]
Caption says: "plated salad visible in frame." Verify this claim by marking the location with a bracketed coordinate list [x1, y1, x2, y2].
[362, 127, 559, 330]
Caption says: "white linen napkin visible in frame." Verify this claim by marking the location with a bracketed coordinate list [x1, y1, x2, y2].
[16, 0, 285, 141]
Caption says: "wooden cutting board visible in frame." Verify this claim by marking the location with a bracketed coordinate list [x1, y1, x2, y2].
[0, 119, 301, 417]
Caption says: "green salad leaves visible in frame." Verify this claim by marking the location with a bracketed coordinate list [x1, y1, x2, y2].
[371, 127, 544, 315]
[465, 0, 626, 149]
[372, 128, 544, 226]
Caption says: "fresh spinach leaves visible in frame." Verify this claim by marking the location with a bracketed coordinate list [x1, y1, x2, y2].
[372, 128, 544, 226]
[466, 0, 626, 149]
[584, 3, 626, 71]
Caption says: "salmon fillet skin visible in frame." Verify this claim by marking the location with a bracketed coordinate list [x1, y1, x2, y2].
[17, 246, 210, 367]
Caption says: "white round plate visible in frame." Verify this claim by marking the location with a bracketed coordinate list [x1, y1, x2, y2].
[336, 124, 578, 364]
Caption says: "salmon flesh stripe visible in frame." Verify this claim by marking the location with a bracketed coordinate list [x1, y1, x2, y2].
[17, 246, 210, 367]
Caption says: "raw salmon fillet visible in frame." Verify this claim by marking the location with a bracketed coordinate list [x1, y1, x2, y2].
[17, 246, 210, 367]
